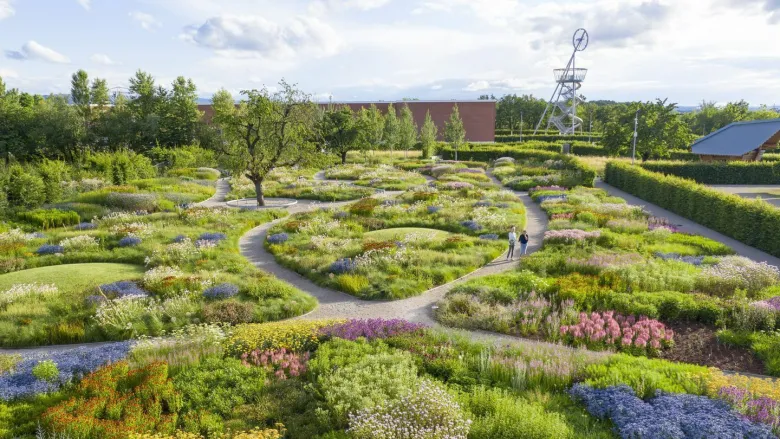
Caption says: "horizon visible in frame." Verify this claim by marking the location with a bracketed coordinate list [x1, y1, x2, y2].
[1, 0, 779, 106]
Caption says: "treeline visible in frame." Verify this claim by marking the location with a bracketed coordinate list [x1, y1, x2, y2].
[0, 70, 220, 163]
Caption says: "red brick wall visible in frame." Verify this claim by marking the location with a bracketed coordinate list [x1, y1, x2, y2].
[199, 101, 496, 143]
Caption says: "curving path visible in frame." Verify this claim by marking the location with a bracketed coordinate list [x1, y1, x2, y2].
[195, 177, 230, 208]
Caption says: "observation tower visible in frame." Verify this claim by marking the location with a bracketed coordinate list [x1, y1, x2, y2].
[534, 28, 589, 135]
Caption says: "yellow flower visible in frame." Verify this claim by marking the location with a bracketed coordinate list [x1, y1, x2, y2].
[707, 368, 780, 400]
[227, 319, 344, 354]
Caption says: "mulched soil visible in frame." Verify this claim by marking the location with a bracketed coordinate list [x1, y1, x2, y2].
[659, 322, 766, 375]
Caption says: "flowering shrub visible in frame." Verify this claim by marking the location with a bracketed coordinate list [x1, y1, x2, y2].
[0, 228, 40, 244]
[719, 386, 780, 434]
[42, 361, 181, 439]
[648, 217, 680, 232]
[202, 282, 239, 300]
[330, 258, 356, 274]
[119, 236, 143, 247]
[171, 234, 188, 243]
[74, 222, 97, 231]
[267, 233, 289, 244]
[543, 229, 601, 243]
[61, 235, 99, 252]
[551, 212, 574, 220]
[696, 256, 780, 297]
[241, 348, 310, 379]
[348, 379, 471, 439]
[99, 281, 149, 299]
[537, 194, 568, 203]
[320, 319, 426, 340]
[227, 320, 340, 354]
[0, 341, 131, 400]
[560, 311, 673, 355]
[197, 232, 227, 242]
[143, 266, 185, 287]
[569, 384, 775, 439]
[442, 181, 474, 190]
[36, 244, 64, 255]
[145, 239, 200, 266]
[528, 185, 566, 195]
[461, 220, 482, 232]
[754, 296, 780, 311]
[0, 283, 58, 307]
[479, 234, 499, 240]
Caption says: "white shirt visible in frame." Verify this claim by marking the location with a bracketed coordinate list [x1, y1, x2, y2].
[508, 232, 517, 243]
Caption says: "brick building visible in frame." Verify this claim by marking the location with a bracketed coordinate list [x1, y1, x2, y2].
[198, 100, 496, 143]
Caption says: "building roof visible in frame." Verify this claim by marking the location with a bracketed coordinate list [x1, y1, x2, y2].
[691, 118, 780, 157]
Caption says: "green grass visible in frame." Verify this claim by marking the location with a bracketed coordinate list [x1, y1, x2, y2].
[363, 228, 450, 241]
[0, 263, 144, 294]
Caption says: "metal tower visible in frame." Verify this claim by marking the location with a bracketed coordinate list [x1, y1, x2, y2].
[534, 28, 589, 135]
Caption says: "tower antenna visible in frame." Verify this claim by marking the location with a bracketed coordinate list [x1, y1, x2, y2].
[534, 28, 589, 135]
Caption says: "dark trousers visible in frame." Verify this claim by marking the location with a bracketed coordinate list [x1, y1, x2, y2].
[507, 241, 515, 259]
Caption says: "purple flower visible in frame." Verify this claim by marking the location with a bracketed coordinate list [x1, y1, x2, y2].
[461, 220, 482, 232]
[654, 252, 704, 266]
[321, 319, 426, 340]
[198, 232, 227, 242]
[203, 283, 240, 300]
[267, 233, 289, 244]
[172, 234, 188, 243]
[427, 206, 442, 214]
[36, 244, 63, 255]
[118, 236, 142, 247]
[753, 296, 780, 311]
[74, 222, 96, 231]
[544, 229, 600, 243]
[330, 258, 355, 274]
[99, 281, 148, 299]
[479, 234, 499, 240]
[442, 181, 474, 190]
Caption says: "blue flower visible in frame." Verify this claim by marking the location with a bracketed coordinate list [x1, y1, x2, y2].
[74, 222, 96, 231]
[99, 281, 148, 299]
[118, 236, 142, 247]
[267, 233, 289, 244]
[654, 252, 705, 266]
[172, 234, 188, 243]
[198, 232, 227, 242]
[36, 244, 64, 255]
[479, 234, 499, 240]
[461, 220, 482, 232]
[427, 206, 441, 214]
[330, 258, 355, 274]
[203, 283, 240, 300]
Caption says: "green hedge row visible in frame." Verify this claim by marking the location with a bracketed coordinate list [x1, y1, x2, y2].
[440, 147, 596, 187]
[496, 134, 602, 143]
[604, 161, 780, 257]
[641, 161, 780, 184]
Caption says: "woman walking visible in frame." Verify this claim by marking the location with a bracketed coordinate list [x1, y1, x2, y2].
[507, 226, 517, 261]
[519, 229, 530, 256]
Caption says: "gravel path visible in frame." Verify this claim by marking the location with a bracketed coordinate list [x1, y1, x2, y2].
[596, 180, 780, 266]
[195, 177, 230, 207]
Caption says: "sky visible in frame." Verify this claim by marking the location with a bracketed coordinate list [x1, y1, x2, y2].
[0, 0, 779, 106]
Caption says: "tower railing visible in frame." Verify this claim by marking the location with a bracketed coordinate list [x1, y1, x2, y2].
[554, 68, 588, 83]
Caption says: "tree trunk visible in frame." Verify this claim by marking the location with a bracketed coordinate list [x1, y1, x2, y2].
[341, 151, 348, 164]
[253, 178, 265, 207]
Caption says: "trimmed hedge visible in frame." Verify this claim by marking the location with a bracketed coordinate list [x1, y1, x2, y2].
[440, 147, 596, 187]
[641, 161, 780, 185]
[604, 161, 780, 257]
[496, 134, 603, 143]
[17, 209, 81, 229]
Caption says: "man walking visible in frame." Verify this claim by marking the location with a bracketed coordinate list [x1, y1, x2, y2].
[519, 229, 530, 256]
[507, 226, 517, 261]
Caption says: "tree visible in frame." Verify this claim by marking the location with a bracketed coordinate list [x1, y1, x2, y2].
[321, 106, 360, 164]
[160, 76, 202, 146]
[356, 104, 384, 149]
[444, 104, 466, 161]
[496, 94, 547, 134]
[397, 103, 418, 158]
[419, 110, 438, 159]
[383, 103, 399, 154]
[603, 99, 695, 161]
[212, 81, 321, 206]
[91, 78, 110, 108]
[70, 70, 92, 134]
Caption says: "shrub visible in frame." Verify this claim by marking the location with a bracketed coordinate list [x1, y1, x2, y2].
[543, 229, 600, 243]
[560, 311, 673, 356]
[105, 192, 158, 211]
[202, 283, 240, 300]
[202, 300, 255, 325]
[99, 281, 149, 299]
[641, 160, 780, 185]
[461, 220, 482, 232]
[267, 233, 289, 244]
[320, 319, 426, 341]
[16, 209, 80, 229]
[696, 256, 780, 298]
[348, 379, 470, 439]
[60, 235, 99, 252]
[119, 236, 143, 247]
[330, 258, 356, 274]
[241, 348, 310, 380]
[36, 244, 64, 255]
[227, 320, 338, 354]
[350, 198, 380, 216]
[0, 283, 58, 307]
[31, 360, 59, 382]
[6, 165, 46, 208]
[569, 384, 775, 439]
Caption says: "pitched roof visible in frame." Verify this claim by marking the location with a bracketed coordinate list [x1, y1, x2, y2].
[691, 118, 780, 157]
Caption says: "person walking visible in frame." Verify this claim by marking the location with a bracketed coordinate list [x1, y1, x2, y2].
[519, 229, 530, 256]
[507, 226, 517, 261]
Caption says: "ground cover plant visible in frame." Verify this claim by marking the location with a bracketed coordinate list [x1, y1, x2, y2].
[437, 184, 780, 375]
[226, 167, 374, 202]
[323, 164, 428, 190]
[0, 206, 315, 347]
[3, 319, 778, 439]
[265, 180, 526, 299]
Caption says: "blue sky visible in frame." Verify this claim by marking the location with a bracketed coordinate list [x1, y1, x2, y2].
[1, 0, 779, 105]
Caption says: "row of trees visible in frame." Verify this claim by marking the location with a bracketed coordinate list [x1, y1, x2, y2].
[212, 81, 466, 206]
[0, 70, 218, 163]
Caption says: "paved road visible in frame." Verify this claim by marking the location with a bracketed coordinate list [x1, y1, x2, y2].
[710, 185, 780, 208]
[597, 180, 780, 266]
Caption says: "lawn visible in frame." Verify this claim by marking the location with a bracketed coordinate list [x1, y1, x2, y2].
[0, 263, 144, 293]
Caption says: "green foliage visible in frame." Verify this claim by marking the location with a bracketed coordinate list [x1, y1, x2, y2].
[6, 165, 46, 209]
[31, 360, 59, 382]
[16, 209, 80, 229]
[605, 161, 780, 258]
[641, 160, 780, 185]
[718, 330, 780, 376]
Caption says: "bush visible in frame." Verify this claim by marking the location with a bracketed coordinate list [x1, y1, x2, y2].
[60, 235, 99, 252]
[227, 320, 337, 354]
[16, 209, 80, 229]
[350, 198, 380, 216]
[695, 256, 780, 298]
[202, 300, 255, 325]
[605, 161, 780, 258]
[36, 244, 64, 255]
[641, 160, 780, 185]
[31, 360, 59, 382]
[202, 283, 240, 300]
[267, 233, 289, 244]
[6, 165, 46, 208]
[105, 192, 158, 211]
[118, 236, 142, 247]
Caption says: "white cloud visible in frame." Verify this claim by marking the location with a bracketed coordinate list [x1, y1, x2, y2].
[76, 0, 90, 10]
[343, 0, 391, 10]
[0, 0, 14, 20]
[5, 41, 70, 64]
[90, 53, 118, 65]
[431, 84, 443, 90]
[182, 14, 341, 60]
[129, 11, 161, 31]
[464, 80, 490, 92]
[0, 68, 18, 79]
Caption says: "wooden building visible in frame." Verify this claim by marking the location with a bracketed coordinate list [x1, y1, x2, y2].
[691, 119, 780, 161]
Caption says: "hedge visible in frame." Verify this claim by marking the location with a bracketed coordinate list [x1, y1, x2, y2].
[17, 209, 81, 229]
[641, 161, 780, 185]
[496, 134, 603, 143]
[604, 161, 780, 257]
[440, 147, 596, 187]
